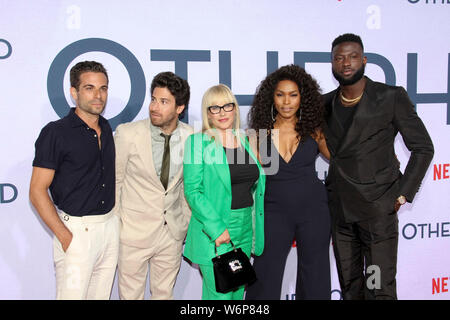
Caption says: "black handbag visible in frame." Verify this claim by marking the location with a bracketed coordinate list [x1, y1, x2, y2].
[212, 240, 257, 293]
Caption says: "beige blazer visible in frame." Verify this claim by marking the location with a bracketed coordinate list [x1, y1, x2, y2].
[114, 118, 193, 248]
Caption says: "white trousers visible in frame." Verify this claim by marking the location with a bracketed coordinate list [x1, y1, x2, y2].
[118, 225, 183, 300]
[53, 211, 119, 300]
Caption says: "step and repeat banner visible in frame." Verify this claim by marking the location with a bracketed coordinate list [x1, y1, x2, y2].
[0, 0, 449, 300]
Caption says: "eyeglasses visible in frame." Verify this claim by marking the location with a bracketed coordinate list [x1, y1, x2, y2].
[208, 102, 235, 114]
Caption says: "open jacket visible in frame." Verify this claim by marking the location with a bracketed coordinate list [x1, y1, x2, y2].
[114, 119, 193, 248]
[322, 77, 434, 222]
[182, 132, 265, 265]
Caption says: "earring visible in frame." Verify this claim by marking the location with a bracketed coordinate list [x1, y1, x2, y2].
[271, 104, 276, 122]
[298, 108, 302, 122]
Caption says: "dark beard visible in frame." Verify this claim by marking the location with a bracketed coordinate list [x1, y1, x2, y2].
[332, 63, 366, 86]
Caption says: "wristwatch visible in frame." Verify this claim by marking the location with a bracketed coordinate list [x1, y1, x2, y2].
[397, 195, 406, 205]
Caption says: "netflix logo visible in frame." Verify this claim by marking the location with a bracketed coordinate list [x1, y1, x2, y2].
[433, 163, 450, 180]
[432, 277, 449, 295]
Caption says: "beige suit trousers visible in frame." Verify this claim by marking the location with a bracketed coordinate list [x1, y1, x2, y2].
[53, 211, 119, 300]
[118, 225, 183, 300]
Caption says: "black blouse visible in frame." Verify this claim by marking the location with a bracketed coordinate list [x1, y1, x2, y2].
[223, 146, 259, 209]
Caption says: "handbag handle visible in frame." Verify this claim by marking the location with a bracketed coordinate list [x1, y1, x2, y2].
[214, 240, 236, 257]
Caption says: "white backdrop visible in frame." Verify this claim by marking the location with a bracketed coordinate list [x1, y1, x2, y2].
[0, 0, 449, 300]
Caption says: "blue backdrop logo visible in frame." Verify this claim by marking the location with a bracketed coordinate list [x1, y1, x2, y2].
[0, 39, 12, 59]
[408, 0, 450, 4]
[0, 183, 18, 204]
[48, 38, 450, 127]
[402, 222, 450, 239]
[47, 38, 146, 131]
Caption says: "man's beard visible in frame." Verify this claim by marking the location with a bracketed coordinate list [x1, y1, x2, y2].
[150, 111, 177, 129]
[332, 63, 366, 86]
[79, 100, 106, 116]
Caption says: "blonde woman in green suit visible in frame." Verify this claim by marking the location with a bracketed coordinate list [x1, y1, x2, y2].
[183, 84, 265, 300]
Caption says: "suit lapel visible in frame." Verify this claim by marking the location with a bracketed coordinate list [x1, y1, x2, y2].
[166, 122, 190, 191]
[240, 135, 265, 185]
[324, 90, 343, 156]
[136, 118, 162, 187]
[329, 94, 345, 154]
[337, 78, 377, 154]
[204, 136, 231, 194]
[204, 132, 267, 194]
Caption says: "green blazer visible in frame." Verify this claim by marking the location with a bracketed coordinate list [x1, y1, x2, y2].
[183, 132, 265, 265]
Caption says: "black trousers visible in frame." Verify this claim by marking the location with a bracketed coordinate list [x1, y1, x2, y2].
[246, 205, 331, 300]
[331, 210, 399, 300]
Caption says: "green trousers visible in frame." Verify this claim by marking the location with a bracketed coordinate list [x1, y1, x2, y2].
[199, 206, 253, 300]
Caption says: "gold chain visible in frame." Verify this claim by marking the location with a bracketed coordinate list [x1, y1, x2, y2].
[340, 91, 363, 104]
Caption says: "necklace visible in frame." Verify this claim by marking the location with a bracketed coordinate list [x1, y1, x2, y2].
[340, 91, 363, 104]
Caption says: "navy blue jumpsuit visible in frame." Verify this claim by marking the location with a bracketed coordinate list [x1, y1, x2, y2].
[246, 135, 331, 300]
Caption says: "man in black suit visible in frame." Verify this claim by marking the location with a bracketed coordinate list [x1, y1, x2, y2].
[323, 33, 434, 300]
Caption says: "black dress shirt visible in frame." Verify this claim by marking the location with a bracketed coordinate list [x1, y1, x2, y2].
[334, 97, 358, 141]
[33, 108, 115, 216]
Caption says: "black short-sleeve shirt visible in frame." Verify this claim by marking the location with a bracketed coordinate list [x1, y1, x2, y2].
[33, 108, 115, 216]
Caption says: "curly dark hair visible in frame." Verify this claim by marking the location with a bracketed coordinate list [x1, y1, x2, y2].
[151, 71, 190, 118]
[247, 64, 324, 142]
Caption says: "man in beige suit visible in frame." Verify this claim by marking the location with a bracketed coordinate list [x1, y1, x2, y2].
[114, 72, 193, 299]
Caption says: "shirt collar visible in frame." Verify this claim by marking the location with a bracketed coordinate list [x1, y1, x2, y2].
[68, 107, 108, 130]
[150, 119, 181, 141]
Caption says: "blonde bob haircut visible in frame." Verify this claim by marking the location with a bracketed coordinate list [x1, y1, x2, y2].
[201, 84, 242, 142]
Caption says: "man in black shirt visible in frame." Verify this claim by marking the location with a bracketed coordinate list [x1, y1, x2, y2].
[30, 61, 119, 300]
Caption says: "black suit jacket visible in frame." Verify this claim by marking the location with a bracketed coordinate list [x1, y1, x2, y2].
[323, 77, 434, 222]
